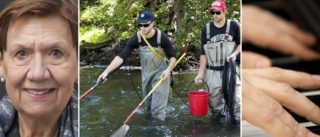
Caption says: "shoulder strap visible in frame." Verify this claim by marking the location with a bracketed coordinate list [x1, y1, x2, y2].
[139, 31, 168, 62]
[206, 22, 210, 44]
[224, 19, 231, 41]
[226, 19, 231, 34]
[137, 31, 142, 46]
[157, 29, 161, 46]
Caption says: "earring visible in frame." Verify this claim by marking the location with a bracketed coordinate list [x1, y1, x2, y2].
[0, 76, 5, 82]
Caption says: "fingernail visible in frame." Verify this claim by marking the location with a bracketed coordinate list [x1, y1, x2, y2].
[312, 75, 320, 80]
[307, 132, 319, 137]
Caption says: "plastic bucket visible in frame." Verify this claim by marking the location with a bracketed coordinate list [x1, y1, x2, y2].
[188, 91, 209, 116]
[186, 81, 210, 116]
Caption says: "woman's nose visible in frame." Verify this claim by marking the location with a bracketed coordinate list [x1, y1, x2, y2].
[26, 53, 50, 81]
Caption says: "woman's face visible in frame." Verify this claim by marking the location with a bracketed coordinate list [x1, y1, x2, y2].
[0, 14, 77, 118]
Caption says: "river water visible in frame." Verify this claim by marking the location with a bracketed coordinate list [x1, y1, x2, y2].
[80, 67, 240, 137]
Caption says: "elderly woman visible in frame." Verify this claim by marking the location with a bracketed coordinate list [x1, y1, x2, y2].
[0, 0, 78, 136]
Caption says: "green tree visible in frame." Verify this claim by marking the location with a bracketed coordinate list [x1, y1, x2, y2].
[80, 0, 240, 64]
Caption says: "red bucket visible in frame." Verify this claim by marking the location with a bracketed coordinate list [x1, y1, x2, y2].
[188, 91, 209, 116]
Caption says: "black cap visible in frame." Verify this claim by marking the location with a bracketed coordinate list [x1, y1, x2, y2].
[136, 11, 154, 24]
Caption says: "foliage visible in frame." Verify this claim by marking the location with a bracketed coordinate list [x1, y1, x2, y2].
[80, 0, 240, 57]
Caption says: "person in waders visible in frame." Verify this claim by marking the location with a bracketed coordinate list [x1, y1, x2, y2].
[97, 11, 177, 121]
[194, 0, 241, 124]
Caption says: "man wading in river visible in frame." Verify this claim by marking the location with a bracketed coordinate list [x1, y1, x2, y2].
[194, 0, 241, 124]
[97, 11, 177, 121]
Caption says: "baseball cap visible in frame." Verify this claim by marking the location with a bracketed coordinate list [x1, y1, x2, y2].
[210, 0, 226, 11]
[136, 11, 154, 24]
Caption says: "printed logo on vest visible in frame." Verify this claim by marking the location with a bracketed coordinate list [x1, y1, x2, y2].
[210, 34, 233, 43]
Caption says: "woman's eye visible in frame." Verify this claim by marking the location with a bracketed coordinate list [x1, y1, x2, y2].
[50, 49, 63, 58]
[15, 50, 28, 59]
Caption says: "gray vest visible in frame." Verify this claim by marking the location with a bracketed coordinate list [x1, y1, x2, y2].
[137, 30, 168, 80]
[204, 19, 235, 67]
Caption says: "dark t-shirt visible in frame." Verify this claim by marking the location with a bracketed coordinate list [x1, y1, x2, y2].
[200, 19, 240, 55]
[118, 29, 176, 60]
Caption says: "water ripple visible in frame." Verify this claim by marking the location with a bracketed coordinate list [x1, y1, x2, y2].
[86, 97, 101, 106]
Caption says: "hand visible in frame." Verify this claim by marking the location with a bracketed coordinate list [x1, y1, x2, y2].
[242, 67, 320, 137]
[97, 71, 108, 84]
[194, 74, 203, 84]
[227, 53, 236, 63]
[161, 69, 171, 81]
[242, 5, 319, 61]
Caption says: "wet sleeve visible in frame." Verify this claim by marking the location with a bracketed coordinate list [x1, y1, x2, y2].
[232, 21, 241, 45]
[117, 34, 139, 61]
[200, 26, 207, 55]
[161, 33, 177, 59]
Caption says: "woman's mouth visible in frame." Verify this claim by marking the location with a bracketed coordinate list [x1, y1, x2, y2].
[26, 89, 52, 95]
[24, 88, 55, 99]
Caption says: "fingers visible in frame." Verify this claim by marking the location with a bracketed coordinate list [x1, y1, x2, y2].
[242, 98, 297, 137]
[244, 67, 320, 89]
[242, 5, 316, 46]
[101, 78, 108, 84]
[194, 75, 203, 84]
[245, 73, 320, 126]
[279, 23, 316, 46]
[270, 33, 319, 61]
[242, 5, 320, 61]
[242, 20, 319, 61]
[226, 57, 230, 63]
[195, 79, 202, 84]
[97, 75, 102, 83]
[161, 71, 170, 81]
[242, 51, 271, 69]
[227, 54, 237, 63]
[161, 73, 167, 80]
[243, 75, 315, 137]
[97, 72, 108, 84]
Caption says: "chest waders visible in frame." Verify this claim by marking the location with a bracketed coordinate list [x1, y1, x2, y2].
[137, 30, 170, 121]
[203, 20, 241, 121]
